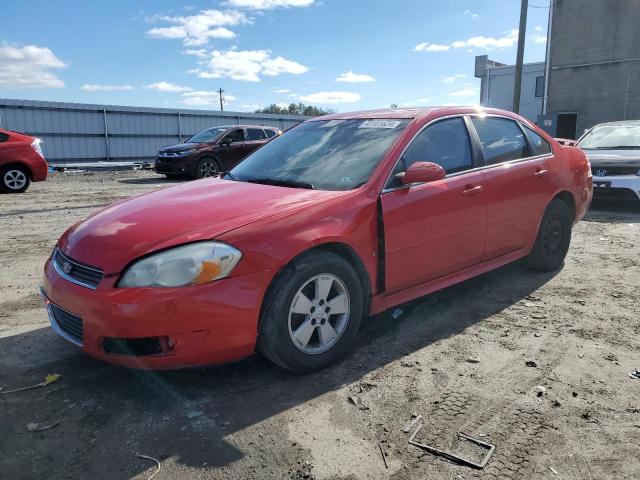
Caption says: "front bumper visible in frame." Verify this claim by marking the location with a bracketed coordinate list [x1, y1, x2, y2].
[592, 175, 640, 201]
[42, 257, 272, 369]
[154, 156, 196, 176]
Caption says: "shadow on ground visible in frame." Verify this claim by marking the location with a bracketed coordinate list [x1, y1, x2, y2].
[0, 259, 557, 480]
[118, 176, 186, 185]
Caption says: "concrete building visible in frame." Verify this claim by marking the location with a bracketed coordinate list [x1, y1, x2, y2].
[475, 55, 545, 123]
[542, 0, 640, 139]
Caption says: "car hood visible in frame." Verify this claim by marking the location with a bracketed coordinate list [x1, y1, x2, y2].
[58, 178, 345, 274]
[159, 142, 204, 153]
[582, 149, 640, 167]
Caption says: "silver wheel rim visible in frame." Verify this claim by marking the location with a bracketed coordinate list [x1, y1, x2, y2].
[4, 170, 27, 190]
[200, 160, 218, 177]
[288, 273, 350, 355]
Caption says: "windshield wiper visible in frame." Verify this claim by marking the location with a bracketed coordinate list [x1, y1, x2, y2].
[246, 178, 315, 190]
[220, 170, 239, 181]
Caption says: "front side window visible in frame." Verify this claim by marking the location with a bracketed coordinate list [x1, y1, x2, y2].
[230, 118, 408, 191]
[223, 129, 245, 143]
[186, 127, 227, 143]
[577, 124, 640, 149]
[471, 117, 529, 165]
[265, 129, 277, 138]
[0, 132, 8, 142]
[525, 126, 552, 155]
[246, 128, 267, 141]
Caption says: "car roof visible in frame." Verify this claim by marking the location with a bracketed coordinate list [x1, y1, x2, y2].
[590, 120, 640, 127]
[310, 106, 525, 122]
[210, 125, 279, 130]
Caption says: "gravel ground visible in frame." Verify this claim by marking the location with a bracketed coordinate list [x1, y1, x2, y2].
[0, 170, 639, 480]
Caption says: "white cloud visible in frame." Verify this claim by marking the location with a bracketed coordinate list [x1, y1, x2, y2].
[193, 49, 308, 82]
[80, 84, 134, 92]
[534, 25, 543, 32]
[533, 34, 547, 44]
[415, 29, 519, 53]
[275, 88, 292, 93]
[146, 81, 193, 92]
[464, 9, 479, 19]
[182, 91, 236, 107]
[183, 48, 208, 58]
[299, 91, 361, 104]
[414, 42, 450, 52]
[224, 0, 314, 9]
[147, 9, 249, 46]
[336, 70, 375, 83]
[442, 74, 467, 84]
[276, 102, 290, 108]
[448, 87, 479, 97]
[0, 44, 67, 89]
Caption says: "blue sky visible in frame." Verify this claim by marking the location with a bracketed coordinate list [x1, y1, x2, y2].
[0, 0, 550, 112]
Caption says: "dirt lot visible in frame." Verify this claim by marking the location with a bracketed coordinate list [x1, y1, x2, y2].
[1, 170, 639, 480]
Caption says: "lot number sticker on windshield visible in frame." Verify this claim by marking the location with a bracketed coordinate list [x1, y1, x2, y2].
[359, 120, 402, 129]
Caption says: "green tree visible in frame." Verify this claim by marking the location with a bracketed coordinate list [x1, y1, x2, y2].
[255, 102, 334, 117]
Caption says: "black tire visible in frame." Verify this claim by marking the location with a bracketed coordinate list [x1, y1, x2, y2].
[257, 251, 364, 373]
[0, 165, 30, 193]
[194, 157, 219, 179]
[526, 199, 573, 271]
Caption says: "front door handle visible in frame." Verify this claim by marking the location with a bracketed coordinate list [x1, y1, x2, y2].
[534, 169, 548, 178]
[462, 185, 483, 196]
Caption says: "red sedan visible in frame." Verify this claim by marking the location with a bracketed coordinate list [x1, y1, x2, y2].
[41, 107, 592, 372]
[0, 129, 48, 193]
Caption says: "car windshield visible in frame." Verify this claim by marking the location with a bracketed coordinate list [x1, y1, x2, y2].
[578, 124, 640, 149]
[229, 119, 408, 190]
[186, 127, 228, 144]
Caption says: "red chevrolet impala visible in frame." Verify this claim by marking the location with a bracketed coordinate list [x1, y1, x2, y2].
[41, 107, 592, 372]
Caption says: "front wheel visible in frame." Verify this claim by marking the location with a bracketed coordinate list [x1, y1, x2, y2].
[195, 158, 219, 179]
[258, 251, 364, 372]
[0, 166, 30, 193]
[526, 199, 573, 271]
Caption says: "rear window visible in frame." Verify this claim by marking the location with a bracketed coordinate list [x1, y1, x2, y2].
[525, 127, 552, 155]
[247, 128, 267, 141]
[471, 117, 529, 165]
[0, 132, 8, 142]
[265, 129, 277, 138]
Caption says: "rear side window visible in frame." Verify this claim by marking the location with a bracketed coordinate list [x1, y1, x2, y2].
[525, 127, 552, 155]
[0, 132, 8, 142]
[403, 117, 473, 174]
[471, 117, 529, 165]
[246, 128, 267, 141]
[265, 129, 277, 138]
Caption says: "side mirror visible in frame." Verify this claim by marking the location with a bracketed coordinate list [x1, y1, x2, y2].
[402, 161, 446, 185]
[220, 137, 232, 146]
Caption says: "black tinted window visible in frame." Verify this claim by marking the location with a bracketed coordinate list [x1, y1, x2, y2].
[265, 129, 277, 138]
[471, 117, 528, 165]
[525, 127, 551, 155]
[403, 117, 473, 174]
[0, 132, 8, 142]
[247, 128, 266, 141]
[224, 129, 245, 142]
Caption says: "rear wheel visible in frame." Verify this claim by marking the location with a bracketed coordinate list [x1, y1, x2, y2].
[0, 165, 30, 193]
[195, 157, 219, 179]
[258, 251, 364, 372]
[526, 199, 573, 271]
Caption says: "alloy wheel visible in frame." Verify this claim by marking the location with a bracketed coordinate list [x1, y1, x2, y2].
[288, 273, 351, 354]
[199, 160, 218, 177]
[4, 169, 27, 191]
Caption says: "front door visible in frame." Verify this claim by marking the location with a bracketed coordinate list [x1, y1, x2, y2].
[218, 128, 247, 169]
[381, 117, 487, 293]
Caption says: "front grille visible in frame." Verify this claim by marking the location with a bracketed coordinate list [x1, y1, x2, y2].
[591, 166, 638, 176]
[49, 303, 83, 344]
[52, 249, 104, 289]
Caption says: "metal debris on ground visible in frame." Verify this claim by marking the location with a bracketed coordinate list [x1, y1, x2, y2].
[549, 466, 559, 475]
[629, 369, 640, 379]
[408, 424, 495, 469]
[26, 420, 60, 432]
[378, 442, 389, 468]
[402, 414, 423, 433]
[136, 453, 161, 480]
[392, 308, 404, 319]
[525, 361, 538, 368]
[0, 373, 62, 395]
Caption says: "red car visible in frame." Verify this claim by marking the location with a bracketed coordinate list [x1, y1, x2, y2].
[0, 129, 48, 193]
[41, 107, 592, 372]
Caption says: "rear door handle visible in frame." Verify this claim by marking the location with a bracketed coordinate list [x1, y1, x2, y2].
[534, 169, 548, 178]
[462, 185, 483, 196]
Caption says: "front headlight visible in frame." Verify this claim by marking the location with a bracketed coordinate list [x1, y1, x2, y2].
[177, 148, 196, 156]
[118, 242, 242, 288]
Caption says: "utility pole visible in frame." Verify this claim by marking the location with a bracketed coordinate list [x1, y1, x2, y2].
[513, 0, 528, 114]
[218, 88, 224, 112]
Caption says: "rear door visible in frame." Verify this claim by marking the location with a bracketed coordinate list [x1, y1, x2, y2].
[245, 127, 268, 156]
[469, 116, 556, 260]
[381, 116, 487, 293]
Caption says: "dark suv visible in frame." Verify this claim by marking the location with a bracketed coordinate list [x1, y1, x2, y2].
[155, 125, 281, 179]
